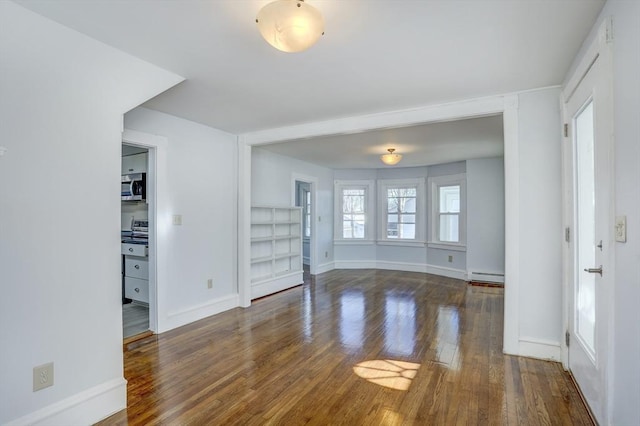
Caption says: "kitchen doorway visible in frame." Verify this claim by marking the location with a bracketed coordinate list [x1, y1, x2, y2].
[121, 143, 151, 340]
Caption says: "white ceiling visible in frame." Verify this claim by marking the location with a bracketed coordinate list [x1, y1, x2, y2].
[18, 0, 604, 137]
[257, 114, 504, 169]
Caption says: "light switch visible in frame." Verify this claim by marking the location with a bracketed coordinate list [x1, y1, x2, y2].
[172, 214, 183, 226]
[615, 216, 626, 242]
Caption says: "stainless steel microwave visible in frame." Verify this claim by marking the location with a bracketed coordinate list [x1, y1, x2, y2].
[121, 173, 146, 201]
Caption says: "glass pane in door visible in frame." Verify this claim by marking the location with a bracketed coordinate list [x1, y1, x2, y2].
[575, 100, 596, 356]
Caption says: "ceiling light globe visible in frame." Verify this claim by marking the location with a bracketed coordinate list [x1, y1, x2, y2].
[380, 149, 402, 166]
[256, 0, 324, 53]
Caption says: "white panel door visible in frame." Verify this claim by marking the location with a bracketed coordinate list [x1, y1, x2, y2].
[565, 51, 613, 423]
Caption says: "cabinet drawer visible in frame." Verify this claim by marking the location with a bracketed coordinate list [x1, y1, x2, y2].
[125, 257, 148, 279]
[124, 277, 149, 303]
[121, 243, 147, 257]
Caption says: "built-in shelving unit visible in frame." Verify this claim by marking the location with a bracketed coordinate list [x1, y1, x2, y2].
[250, 206, 303, 299]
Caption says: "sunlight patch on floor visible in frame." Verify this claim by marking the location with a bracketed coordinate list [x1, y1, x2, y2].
[353, 359, 420, 391]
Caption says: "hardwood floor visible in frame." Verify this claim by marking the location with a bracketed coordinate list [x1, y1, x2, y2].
[98, 270, 593, 425]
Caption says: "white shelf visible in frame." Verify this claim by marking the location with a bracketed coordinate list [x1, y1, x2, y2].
[274, 251, 298, 260]
[251, 236, 274, 242]
[273, 234, 299, 240]
[250, 206, 303, 298]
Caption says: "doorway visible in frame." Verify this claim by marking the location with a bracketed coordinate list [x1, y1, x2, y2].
[562, 19, 614, 424]
[292, 174, 318, 275]
[121, 143, 152, 339]
[295, 181, 312, 277]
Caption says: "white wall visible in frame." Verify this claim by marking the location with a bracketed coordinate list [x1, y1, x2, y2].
[0, 3, 182, 425]
[466, 157, 505, 280]
[252, 148, 334, 270]
[516, 88, 564, 351]
[124, 107, 239, 332]
[566, 1, 640, 424]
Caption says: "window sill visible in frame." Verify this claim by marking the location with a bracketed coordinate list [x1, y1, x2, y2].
[376, 240, 426, 248]
[334, 239, 376, 245]
[427, 242, 467, 252]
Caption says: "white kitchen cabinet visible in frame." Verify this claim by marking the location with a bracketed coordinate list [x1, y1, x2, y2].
[122, 243, 149, 304]
[122, 152, 147, 174]
[124, 257, 149, 280]
[122, 243, 147, 257]
[250, 206, 303, 299]
[124, 277, 149, 303]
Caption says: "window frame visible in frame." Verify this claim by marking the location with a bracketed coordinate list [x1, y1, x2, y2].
[428, 173, 467, 250]
[334, 180, 376, 243]
[377, 178, 426, 246]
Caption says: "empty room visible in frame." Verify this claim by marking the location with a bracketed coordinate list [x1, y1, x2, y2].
[1, 1, 638, 425]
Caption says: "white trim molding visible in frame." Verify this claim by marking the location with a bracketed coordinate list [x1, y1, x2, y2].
[518, 337, 562, 362]
[334, 179, 376, 242]
[315, 261, 335, 274]
[502, 94, 520, 356]
[292, 173, 319, 275]
[467, 271, 505, 284]
[332, 260, 466, 281]
[5, 378, 126, 426]
[377, 178, 426, 243]
[122, 129, 169, 334]
[334, 260, 378, 269]
[163, 294, 239, 333]
[428, 173, 467, 247]
[250, 272, 303, 300]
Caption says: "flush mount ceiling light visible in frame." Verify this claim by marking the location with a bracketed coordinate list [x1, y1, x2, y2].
[256, 0, 324, 53]
[380, 148, 403, 166]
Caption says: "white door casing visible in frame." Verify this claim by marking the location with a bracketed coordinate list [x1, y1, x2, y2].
[562, 17, 614, 425]
[122, 128, 169, 333]
[292, 173, 318, 275]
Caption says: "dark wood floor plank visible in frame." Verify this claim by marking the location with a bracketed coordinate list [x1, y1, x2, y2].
[97, 269, 593, 425]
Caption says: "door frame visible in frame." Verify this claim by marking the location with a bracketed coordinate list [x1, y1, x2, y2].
[292, 174, 318, 275]
[122, 129, 169, 334]
[561, 16, 615, 424]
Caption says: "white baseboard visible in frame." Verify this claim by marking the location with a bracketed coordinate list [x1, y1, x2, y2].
[425, 264, 467, 280]
[376, 261, 427, 273]
[333, 260, 466, 281]
[516, 337, 562, 361]
[6, 378, 126, 426]
[250, 272, 303, 299]
[162, 293, 239, 333]
[333, 260, 377, 269]
[467, 271, 505, 283]
[315, 261, 335, 274]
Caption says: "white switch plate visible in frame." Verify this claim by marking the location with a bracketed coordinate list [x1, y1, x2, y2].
[615, 216, 627, 242]
[172, 214, 182, 226]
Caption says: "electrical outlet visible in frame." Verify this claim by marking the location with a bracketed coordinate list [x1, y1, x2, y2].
[615, 216, 627, 242]
[33, 362, 54, 392]
[448, 255, 453, 263]
[172, 214, 182, 226]
[207, 278, 213, 289]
